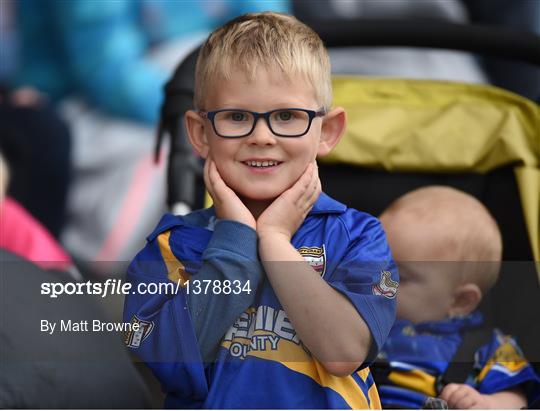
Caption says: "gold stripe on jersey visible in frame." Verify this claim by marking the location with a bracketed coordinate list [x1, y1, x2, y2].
[221, 333, 376, 409]
[388, 369, 437, 397]
[367, 380, 382, 409]
[157, 231, 190, 286]
[477, 339, 528, 382]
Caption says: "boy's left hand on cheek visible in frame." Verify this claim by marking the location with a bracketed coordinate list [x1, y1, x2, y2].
[257, 162, 321, 241]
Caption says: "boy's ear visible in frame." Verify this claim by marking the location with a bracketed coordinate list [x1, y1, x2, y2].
[449, 283, 482, 318]
[318, 107, 346, 157]
[185, 110, 209, 158]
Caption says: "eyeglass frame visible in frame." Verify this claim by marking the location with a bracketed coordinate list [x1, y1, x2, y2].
[198, 108, 327, 138]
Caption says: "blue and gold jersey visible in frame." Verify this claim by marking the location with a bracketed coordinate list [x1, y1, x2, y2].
[124, 193, 398, 408]
[378, 315, 540, 408]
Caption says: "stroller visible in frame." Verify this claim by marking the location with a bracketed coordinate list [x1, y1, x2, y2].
[154, 13, 540, 409]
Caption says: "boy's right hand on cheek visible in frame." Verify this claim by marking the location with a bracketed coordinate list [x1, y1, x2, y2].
[256, 162, 320, 241]
[204, 158, 256, 230]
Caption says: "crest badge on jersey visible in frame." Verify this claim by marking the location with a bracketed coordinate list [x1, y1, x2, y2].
[124, 316, 154, 348]
[298, 245, 326, 277]
[373, 270, 398, 299]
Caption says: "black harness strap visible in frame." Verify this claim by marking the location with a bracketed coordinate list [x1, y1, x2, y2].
[437, 327, 493, 392]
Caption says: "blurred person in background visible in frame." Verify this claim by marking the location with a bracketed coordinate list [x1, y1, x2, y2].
[5, 0, 290, 277]
[464, 0, 540, 102]
[294, 0, 489, 84]
[1, 0, 72, 239]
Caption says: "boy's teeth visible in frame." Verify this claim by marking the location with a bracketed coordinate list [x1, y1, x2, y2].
[246, 160, 278, 167]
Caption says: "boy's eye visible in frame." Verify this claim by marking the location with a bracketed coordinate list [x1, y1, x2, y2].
[229, 112, 249, 122]
[275, 110, 294, 121]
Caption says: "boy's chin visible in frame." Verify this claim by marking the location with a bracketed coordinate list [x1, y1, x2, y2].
[233, 187, 282, 203]
[230, 184, 285, 203]
[239, 191, 280, 203]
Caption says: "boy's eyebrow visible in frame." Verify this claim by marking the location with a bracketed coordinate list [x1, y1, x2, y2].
[212, 98, 319, 108]
[208, 103, 321, 111]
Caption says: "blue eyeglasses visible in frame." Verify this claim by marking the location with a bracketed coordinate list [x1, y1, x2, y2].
[198, 108, 326, 138]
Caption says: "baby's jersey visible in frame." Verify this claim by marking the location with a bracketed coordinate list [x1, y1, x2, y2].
[124, 193, 398, 408]
[377, 314, 540, 408]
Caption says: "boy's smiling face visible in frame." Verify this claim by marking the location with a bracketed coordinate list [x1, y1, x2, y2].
[188, 68, 343, 203]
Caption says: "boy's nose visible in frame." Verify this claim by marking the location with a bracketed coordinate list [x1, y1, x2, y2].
[246, 118, 277, 145]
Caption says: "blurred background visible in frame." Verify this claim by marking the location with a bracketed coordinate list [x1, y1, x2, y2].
[0, 0, 538, 408]
[1, 0, 538, 278]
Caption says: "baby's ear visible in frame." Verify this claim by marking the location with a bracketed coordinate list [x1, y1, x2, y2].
[185, 110, 209, 158]
[318, 107, 346, 157]
[449, 283, 482, 318]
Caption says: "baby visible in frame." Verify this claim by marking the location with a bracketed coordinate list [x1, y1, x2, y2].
[377, 185, 540, 409]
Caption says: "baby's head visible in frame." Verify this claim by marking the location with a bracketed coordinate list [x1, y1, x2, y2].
[185, 12, 346, 205]
[380, 186, 502, 323]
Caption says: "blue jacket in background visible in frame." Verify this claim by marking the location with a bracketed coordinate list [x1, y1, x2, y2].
[13, 0, 290, 123]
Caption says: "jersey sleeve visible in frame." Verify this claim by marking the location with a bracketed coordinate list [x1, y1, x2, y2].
[182, 220, 263, 362]
[123, 214, 263, 406]
[473, 330, 540, 406]
[123, 231, 208, 407]
[327, 213, 399, 366]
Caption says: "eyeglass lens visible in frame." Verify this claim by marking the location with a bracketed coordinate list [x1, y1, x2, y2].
[214, 109, 310, 137]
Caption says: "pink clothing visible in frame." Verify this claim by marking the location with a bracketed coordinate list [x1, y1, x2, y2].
[0, 197, 72, 271]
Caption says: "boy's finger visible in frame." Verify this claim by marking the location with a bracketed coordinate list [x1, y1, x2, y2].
[309, 163, 319, 189]
[208, 161, 224, 201]
[311, 168, 319, 191]
[304, 176, 320, 207]
[209, 161, 236, 203]
[203, 159, 214, 195]
[310, 180, 321, 204]
[208, 161, 221, 186]
[203, 158, 209, 182]
[288, 163, 313, 201]
[300, 163, 313, 191]
[303, 166, 319, 202]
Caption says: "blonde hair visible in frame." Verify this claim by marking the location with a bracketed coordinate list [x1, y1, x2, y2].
[194, 12, 332, 110]
[382, 186, 503, 293]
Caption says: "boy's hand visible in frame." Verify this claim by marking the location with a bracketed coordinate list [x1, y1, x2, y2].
[439, 383, 490, 409]
[204, 158, 256, 230]
[257, 162, 321, 241]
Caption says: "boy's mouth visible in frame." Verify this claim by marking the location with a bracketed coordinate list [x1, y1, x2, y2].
[243, 160, 282, 168]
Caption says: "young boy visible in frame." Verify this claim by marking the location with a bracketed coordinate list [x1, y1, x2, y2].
[377, 186, 540, 409]
[123, 12, 398, 409]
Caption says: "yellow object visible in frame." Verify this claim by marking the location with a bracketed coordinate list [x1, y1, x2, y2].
[325, 77, 539, 270]
[157, 231, 190, 286]
[388, 369, 437, 397]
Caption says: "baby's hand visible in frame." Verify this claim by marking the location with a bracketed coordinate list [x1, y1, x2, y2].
[257, 162, 321, 241]
[204, 158, 256, 230]
[439, 383, 490, 409]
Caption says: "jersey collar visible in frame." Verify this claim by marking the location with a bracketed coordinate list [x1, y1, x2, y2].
[308, 192, 347, 215]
